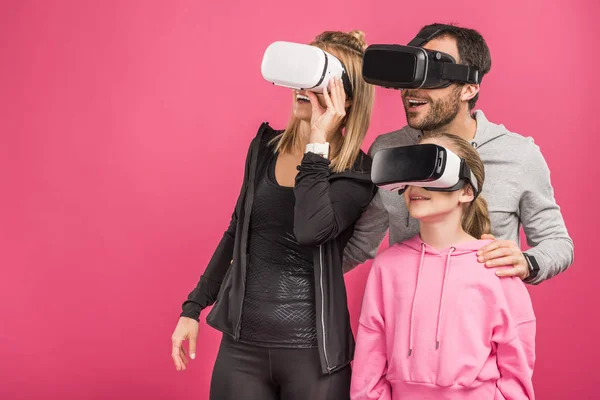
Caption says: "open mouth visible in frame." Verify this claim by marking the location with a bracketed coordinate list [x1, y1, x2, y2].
[407, 98, 429, 110]
[296, 94, 310, 103]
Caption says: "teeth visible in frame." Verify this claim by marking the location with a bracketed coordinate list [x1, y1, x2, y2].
[409, 99, 428, 105]
[411, 196, 429, 200]
[297, 95, 310, 101]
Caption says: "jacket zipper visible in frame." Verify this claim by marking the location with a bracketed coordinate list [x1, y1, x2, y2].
[319, 245, 334, 372]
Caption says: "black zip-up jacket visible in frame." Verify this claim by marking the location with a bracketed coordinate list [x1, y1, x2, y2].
[181, 122, 376, 374]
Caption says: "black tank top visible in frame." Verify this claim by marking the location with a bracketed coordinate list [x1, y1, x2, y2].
[239, 153, 318, 348]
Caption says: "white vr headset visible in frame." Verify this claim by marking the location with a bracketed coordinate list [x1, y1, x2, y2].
[261, 41, 354, 98]
[371, 144, 480, 198]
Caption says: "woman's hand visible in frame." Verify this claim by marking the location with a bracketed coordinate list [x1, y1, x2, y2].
[171, 316, 199, 371]
[306, 77, 347, 143]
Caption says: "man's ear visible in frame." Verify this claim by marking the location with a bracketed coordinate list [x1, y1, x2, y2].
[461, 84, 479, 103]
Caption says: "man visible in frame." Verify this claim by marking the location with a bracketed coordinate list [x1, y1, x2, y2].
[344, 23, 573, 284]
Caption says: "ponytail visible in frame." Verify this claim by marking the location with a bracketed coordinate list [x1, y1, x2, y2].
[462, 194, 491, 238]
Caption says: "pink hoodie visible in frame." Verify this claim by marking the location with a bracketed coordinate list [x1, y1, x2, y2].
[350, 235, 536, 400]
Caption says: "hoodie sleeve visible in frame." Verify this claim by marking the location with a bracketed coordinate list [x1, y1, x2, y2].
[519, 142, 574, 284]
[342, 190, 390, 273]
[492, 277, 536, 400]
[342, 139, 391, 273]
[293, 152, 376, 247]
[351, 259, 392, 400]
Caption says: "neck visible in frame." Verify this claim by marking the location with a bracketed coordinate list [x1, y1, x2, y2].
[296, 119, 343, 156]
[424, 109, 478, 141]
[418, 210, 472, 250]
[297, 120, 312, 151]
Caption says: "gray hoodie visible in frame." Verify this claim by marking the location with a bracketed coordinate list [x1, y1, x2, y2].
[343, 110, 574, 284]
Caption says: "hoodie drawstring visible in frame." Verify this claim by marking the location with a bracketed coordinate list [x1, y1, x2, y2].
[408, 244, 456, 356]
[435, 247, 455, 350]
[408, 243, 426, 356]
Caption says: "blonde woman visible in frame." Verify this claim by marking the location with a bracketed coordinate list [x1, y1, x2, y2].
[171, 30, 375, 400]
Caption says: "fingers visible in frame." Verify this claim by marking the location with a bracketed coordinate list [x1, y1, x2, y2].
[481, 233, 496, 241]
[484, 255, 522, 268]
[335, 77, 346, 113]
[478, 247, 514, 264]
[305, 91, 323, 116]
[171, 339, 185, 371]
[328, 78, 347, 115]
[477, 240, 512, 258]
[494, 266, 522, 278]
[322, 84, 335, 111]
[189, 330, 197, 360]
[180, 346, 189, 368]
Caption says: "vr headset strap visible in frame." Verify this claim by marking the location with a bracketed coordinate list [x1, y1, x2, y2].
[407, 25, 454, 46]
[313, 50, 329, 88]
[408, 25, 482, 85]
[314, 49, 354, 99]
[460, 159, 480, 199]
[441, 63, 481, 84]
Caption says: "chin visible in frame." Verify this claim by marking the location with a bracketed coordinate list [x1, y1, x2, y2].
[406, 206, 429, 220]
[292, 109, 311, 122]
[405, 114, 424, 129]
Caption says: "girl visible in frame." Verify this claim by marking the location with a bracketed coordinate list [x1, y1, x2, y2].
[171, 30, 376, 400]
[350, 133, 536, 400]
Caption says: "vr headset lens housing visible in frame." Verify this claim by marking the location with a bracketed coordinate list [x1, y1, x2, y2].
[261, 41, 353, 98]
[361, 25, 481, 90]
[362, 45, 460, 89]
[371, 144, 479, 197]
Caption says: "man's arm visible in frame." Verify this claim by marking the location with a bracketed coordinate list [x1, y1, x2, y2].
[342, 137, 394, 272]
[518, 142, 574, 284]
[342, 190, 389, 272]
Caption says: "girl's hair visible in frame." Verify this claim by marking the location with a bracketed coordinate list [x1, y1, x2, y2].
[273, 30, 375, 173]
[418, 133, 491, 238]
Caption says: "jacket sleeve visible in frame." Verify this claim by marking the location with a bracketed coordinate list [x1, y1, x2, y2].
[519, 142, 574, 284]
[180, 136, 256, 321]
[493, 277, 536, 399]
[350, 258, 392, 400]
[293, 152, 376, 247]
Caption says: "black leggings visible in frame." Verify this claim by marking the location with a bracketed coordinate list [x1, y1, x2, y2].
[210, 335, 351, 400]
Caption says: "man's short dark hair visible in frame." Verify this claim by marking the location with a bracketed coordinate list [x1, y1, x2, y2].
[417, 23, 492, 110]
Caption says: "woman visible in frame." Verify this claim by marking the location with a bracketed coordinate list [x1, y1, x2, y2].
[171, 30, 376, 400]
[350, 133, 536, 399]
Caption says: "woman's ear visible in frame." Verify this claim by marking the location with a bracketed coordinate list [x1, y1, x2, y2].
[458, 184, 475, 204]
[345, 98, 353, 109]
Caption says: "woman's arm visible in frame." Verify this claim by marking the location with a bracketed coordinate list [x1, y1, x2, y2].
[293, 77, 375, 246]
[293, 152, 375, 246]
[180, 133, 259, 321]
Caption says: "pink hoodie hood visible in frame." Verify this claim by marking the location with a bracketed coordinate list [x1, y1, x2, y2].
[351, 235, 536, 400]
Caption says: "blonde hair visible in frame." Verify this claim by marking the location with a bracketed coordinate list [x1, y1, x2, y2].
[273, 30, 375, 173]
[419, 133, 491, 238]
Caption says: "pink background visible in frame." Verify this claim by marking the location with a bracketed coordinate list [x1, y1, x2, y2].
[1, 1, 598, 399]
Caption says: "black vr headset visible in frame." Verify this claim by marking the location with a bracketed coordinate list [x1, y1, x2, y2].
[362, 25, 482, 89]
[371, 144, 480, 199]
